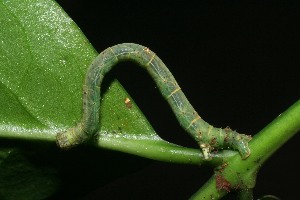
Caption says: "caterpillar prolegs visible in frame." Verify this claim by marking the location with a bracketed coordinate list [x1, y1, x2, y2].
[56, 43, 251, 160]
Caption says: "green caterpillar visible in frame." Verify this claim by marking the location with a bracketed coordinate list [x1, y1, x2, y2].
[56, 43, 251, 160]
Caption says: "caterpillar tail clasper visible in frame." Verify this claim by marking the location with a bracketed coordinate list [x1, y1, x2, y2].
[56, 43, 252, 160]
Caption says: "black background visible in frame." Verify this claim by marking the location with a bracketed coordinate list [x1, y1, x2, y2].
[55, 1, 299, 199]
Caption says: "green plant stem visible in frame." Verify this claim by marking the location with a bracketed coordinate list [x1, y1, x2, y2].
[190, 99, 300, 200]
[0, 129, 236, 165]
[96, 134, 237, 165]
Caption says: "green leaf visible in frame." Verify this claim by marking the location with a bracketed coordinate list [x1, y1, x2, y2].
[0, 0, 207, 162]
[1, 0, 93, 138]
[0, 0, 158, 142]
[0, 0, 213, 199]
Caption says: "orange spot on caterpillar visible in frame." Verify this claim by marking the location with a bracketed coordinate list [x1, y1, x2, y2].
[143, 47, 151, 54]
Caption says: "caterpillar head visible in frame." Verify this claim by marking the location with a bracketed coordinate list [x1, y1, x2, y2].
[56, 126, 88, 149]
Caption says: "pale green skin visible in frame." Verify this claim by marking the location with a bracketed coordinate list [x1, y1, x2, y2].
[56, 43, 251, 159]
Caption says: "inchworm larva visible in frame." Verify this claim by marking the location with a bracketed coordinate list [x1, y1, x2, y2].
[56, 43, 251, 160]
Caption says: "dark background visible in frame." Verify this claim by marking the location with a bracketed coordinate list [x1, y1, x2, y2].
[55, 1, 299, 199]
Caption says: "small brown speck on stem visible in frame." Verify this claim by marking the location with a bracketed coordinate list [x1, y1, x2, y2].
[216, 174, 231, 192]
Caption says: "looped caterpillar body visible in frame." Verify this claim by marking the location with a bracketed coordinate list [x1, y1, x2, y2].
[56, 43, 251, 160]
